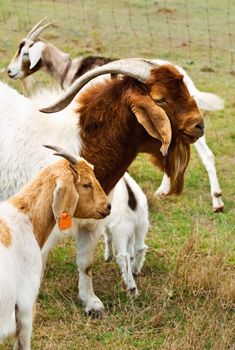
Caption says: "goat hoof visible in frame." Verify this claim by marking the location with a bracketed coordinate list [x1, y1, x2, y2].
[132, 271, 139, 277]
[213, 206, 224, 213]
[132, 267, 138, 276]
[154, 190, 167, 198]
[128, 287, 139, 298]
[104, 255, 113, 262]
[87, 308, 105, 319]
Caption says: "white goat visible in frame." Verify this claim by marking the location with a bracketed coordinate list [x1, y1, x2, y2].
[7, 19, 224, 212]
[104, 172, 149, 296]
[0, 146, 110, 349]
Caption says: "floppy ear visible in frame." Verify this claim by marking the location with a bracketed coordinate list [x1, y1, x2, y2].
[130, 94, 172, 156]
[52, 176, 80, 229]
[28, 42, 44, 69]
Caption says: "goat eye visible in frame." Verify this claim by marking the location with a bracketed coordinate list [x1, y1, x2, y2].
[155, 98, 165, 104]
[83, 183, 92, 189]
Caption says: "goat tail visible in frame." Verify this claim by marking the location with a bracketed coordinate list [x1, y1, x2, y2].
[194, 90, 224, 111]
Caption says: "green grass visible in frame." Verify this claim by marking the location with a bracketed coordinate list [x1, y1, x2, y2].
[0, 1, 235, 349]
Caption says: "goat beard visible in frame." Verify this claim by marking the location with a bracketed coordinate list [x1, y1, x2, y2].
[165, 137, 190, 195]
[151, 137, 190, 196]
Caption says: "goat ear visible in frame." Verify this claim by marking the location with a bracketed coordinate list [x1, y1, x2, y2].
[131, 94, 172, 156]
[28, 42, 44, 69]
[52, 177, 80, 229]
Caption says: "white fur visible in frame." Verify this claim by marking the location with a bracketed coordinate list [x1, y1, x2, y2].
[0, 147, 104, 347]
[0, 202, 42, 349]
[103, 173, 149, 296]
[29, 42, 45, 69]
[7, 39, 40, 79]
[0, 81, 114, 317]
[0, 82, 79, 198]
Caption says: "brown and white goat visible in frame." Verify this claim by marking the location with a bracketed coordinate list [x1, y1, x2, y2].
[7, 19, 113, 89]
[0, 146, 110, 349]
[7, 19, 224, 211]
[0, 58, 203, 317]
[42, 59, 204, 196]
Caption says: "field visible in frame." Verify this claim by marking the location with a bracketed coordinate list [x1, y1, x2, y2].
[0, 1, 235, 349]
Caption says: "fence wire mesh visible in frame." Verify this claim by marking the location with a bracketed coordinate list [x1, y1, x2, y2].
[0, 0, 235, 73]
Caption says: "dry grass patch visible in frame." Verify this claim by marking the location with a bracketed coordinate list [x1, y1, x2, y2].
[159, 233, 235, 349]
[172, 233, 235, 305]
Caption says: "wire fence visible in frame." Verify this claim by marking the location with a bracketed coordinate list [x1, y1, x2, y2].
[0, 0, 235, 73]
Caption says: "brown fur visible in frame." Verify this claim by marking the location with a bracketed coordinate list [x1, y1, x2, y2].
[9, 159, 109, 248]
[124, 179, 137, 211]
[0, 218, 12, 247]
[14, 40, 43, 77]
[21, 56, 43, 77]
[214, 192, 222, 198]
[71, 56, 115, 84]
[76, 64, 203, 195]
[85, 265, 92, 277]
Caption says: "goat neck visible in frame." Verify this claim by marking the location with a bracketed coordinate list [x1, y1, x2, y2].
[41, 40, 71, 88]
[69, 56, 115, 86]
[77, 78, 162, 194]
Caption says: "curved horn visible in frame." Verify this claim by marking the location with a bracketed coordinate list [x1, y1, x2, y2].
[27, 18, 47, 38]
[30, 22, 54, 41]
[40, 58, 158, 113]
[27, 18, 54, 41]
[43, 145, 78, 165]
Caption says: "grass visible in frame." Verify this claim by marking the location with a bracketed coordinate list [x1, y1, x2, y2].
[0, 1, 235, 349]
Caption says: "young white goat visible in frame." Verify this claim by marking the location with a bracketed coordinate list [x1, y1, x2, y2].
[0, 145, 110, 349]
[7, 19, 224, 212]
[104, 172, 149, 297]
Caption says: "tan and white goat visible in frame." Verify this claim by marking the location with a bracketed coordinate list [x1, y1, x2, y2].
[0, 146, 110, 349]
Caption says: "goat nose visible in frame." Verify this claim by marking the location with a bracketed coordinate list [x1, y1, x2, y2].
[195, 122, 204, 130]
[7, 68, 11, 75]
[107, 203, 111, 211]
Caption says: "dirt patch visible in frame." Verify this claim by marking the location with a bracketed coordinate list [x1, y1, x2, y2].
[200, 65, 215, 73]
[157, 7, 177, 15]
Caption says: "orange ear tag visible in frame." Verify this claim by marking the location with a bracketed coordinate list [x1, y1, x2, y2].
[59, 212, 72, 230]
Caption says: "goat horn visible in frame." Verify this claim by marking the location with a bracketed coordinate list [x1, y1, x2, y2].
[43, 145, 78, 165]
[40, 58, 158, 113]
[27, 19, 54, 41]
[27, 18, 47, 38]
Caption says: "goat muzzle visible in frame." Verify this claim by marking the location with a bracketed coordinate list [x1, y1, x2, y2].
[181, 117, 204, 143]
[98, 203, 111, 218]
